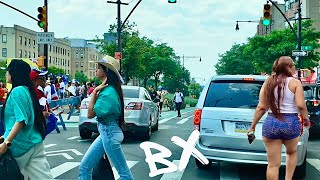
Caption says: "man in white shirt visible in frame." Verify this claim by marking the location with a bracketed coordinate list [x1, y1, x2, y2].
[44, 80, 52, 101]
[59, 78, 66, 99]
[173, 88, 184, 117]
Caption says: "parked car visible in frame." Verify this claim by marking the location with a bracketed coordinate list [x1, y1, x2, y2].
[303, 83, 320, 135]
[194, 75, 309, 179]
[78, 85, 159, 140]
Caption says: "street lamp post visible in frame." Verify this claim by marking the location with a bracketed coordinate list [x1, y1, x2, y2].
[179, 54, 201, 85]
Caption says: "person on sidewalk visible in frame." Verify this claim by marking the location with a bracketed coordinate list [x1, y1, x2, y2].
[79, 55, 134, 180]
[0, 59, 53, 179]
[174, 88, 184, 117]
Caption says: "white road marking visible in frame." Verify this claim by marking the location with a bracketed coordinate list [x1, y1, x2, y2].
[67, 136, 80, 140]
[77, 139, 92, 142]
[51, 162, 81, 178]
[45, 149, 83, 156]
[44, 144, 57, 148]
[176, 115, 194, 124]
[160, 160, 184, 180]
[220, 162, 240, 180]
[307, 158, 320, 171]
[159, 110, 194, 124]
[112, 161, 138, 180]
[46, 153, 74, 160]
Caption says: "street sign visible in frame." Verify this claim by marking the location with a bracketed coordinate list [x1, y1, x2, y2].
[296, 45, 313, 51]
[36, 32, 54, 44]
[292, 50, 308, 57]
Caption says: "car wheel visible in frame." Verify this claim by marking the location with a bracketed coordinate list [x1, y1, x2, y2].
[140, 119, 151, 141]
[293, 151, 307, 179]
[195, 158, 212, 169]
[80, 130, 92, 139]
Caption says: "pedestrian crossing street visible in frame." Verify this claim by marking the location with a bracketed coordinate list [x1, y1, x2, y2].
[44, 141, 320, 180]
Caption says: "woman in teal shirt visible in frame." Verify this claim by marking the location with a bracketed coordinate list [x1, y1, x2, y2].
[79, 56, 134, 180]
[0, 59, 53, 179]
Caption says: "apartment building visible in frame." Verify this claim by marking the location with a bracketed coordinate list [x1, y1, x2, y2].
[69, 39, 105, 79]
[0, 25, 71, 74]
[284, 0, 320, 31]
[257, 2, 286, 36]
[0, 25, 38, 61]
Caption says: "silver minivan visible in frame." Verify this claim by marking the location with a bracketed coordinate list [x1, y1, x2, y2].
[194, 75, 309, 178]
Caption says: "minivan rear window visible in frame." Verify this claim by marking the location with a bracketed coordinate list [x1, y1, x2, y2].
[204, 80, 264, 108]
[123, 88, 140, 98]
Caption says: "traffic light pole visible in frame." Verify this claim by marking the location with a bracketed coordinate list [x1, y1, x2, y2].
[44, 0, 48, 70]
[297, 0, 302, 79]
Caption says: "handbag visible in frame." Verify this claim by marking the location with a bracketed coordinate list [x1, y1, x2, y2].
[0, 150, 24, 180]
[92, 154, 115, 180]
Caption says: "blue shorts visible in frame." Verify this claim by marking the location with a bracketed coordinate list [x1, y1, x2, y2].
[262, 113, 301, 140]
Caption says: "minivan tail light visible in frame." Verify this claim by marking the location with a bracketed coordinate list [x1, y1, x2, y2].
[193, 109, 202, 131]
[125, 102, 143, 110]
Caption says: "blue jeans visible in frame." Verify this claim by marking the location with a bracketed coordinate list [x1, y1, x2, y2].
[79, 121, 134, 180]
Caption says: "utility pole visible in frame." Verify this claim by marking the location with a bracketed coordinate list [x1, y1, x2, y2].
[44, 0, 48, 70]
[107, 0, 128, 74]
[297, 0, 302, 79]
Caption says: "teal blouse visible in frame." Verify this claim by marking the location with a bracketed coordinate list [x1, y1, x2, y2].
[4, 86, 42, 157]
[94, 86, 121, 123]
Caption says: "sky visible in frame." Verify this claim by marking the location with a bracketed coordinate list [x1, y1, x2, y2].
[0, 0, 285, 85]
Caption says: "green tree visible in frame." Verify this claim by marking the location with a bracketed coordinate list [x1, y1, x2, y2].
[48, 66, 65, 76]
[0, 60, 7, 83]
[188, 83, 201, 98]
[215, 20, 320, 74]
[75, 71, 88, 84]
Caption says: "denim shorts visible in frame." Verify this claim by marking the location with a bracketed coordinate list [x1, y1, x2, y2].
[262, 113, 301, 140]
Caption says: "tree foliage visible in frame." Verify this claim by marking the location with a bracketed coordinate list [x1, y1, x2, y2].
[215, 20, 320, 74]
[95, 22, 190, 93]
[48, 66, 65, 76]
[75, 71, 88, 84]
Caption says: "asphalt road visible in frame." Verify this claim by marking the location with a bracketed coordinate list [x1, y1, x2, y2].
[44, 108, 320, 180]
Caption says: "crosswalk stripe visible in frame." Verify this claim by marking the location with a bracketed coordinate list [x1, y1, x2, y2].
[176, 115, 193, 124]
[51, 162, 81, 178]
[160, 160, 184, 180]
[67, 136, 80, 140]
[112, 160, 138, 180]
[44, 144, 57, 148]
[220, 162, 240, 180]
[307, 158, 320, 171]
[159, 110, 194, 124]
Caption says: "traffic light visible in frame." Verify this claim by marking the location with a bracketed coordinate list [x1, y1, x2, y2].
[168, 0, 177, 3]
[37, 6, 47, 29]
[263, 4, 271, 26]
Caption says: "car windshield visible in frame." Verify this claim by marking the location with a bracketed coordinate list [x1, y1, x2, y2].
[204, 80, 263, 108]
[123, 88, 140, 98]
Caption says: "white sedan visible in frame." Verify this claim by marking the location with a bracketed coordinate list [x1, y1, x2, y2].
[78, 85, 159, 140]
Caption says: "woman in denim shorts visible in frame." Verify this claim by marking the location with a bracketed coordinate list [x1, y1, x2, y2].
[248, 56, 310, 180]
[78, 56, 134, 180]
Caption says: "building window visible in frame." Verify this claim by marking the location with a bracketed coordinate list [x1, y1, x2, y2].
[33, 52, 36, 58]
[68, 60, 70, 67]
[2, 48, 7, 57]
[49, 45, 51, 51]
[19, 36, 22, 44]
[19, 49, 22, 57]
[49, 56, 51, 64]
[24, 37, 27, 46]
[76, 62, 79, 67]
[28, 51, 31, 58]
[80, 62, 84, 67]
[80, 53, 84, 58]
[68, 50, 70, 56]
[24, 51, 27, 57]
[28, 39, 31, 45]
[2, 34, 7, 43]
[76, 53, 78, 58]
[33, 40, 36, 45]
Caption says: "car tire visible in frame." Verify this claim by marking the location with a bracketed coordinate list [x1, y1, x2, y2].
[140, 120, 151, 141]
[293, 151, 307, 179]
[80, 130, 92, 139]
[195, 158, 212, 169]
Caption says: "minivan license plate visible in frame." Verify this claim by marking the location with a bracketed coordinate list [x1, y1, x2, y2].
[235, 122, 251, 133]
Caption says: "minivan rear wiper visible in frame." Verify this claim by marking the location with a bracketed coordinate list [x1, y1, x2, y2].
[211, 97, 233, 107]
